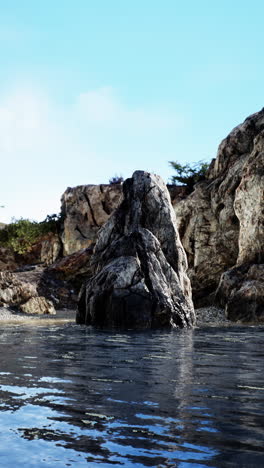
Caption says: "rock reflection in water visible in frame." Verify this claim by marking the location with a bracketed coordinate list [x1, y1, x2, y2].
[0, 322, 263, 467]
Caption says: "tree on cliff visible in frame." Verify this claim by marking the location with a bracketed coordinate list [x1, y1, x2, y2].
[169, 160, 209, 191]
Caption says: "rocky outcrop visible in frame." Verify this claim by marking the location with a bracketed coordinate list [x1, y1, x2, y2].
[61, 184, 123, 256]
[174, 108, 264, 318]
[0, 271, 37, 307]
[77, 171, 195, 329]
[0, 266, 77, 312]
[0, 271, 55, 314]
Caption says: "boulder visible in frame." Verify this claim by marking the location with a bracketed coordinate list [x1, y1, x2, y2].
[77, 171, 195, 329]
[0, 271, 37, 307]
[0, 266, 76, 313]
[20, 296, 56, 315]
[216, 264, 264, 322]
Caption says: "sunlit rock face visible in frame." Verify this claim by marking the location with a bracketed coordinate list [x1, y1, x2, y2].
[60, 184, 123, 256]
[174, 108, 264, 317]
[77, 171, 195, 329]
[20, 296, 56, 315]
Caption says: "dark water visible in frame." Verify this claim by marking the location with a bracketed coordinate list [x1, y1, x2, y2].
[0, 317, 264, 467]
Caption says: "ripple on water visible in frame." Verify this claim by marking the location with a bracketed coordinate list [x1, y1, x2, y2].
[0, 323, 264, 466]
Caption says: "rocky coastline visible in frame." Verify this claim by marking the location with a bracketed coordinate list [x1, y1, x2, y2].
[0, 109, 263, 327]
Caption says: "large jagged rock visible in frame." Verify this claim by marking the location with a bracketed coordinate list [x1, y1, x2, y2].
[174, 108, 264, 314]
[61, 184, 123, 255]
[77, 171, 195, 329]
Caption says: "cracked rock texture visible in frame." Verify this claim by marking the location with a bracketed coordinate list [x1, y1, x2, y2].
[61, 184, 123, 255]
[0, 271, 55, 314]
[174, 108, 264, 319]
[77, 171, 195, 329]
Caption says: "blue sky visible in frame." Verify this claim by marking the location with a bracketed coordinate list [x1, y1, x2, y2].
[1, 0, 264, 222]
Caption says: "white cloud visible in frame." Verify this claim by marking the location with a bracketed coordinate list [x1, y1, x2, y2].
[77, 86, 182, 131]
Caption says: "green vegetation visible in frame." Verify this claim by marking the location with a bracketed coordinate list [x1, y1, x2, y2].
[109, 175, 124, 185]
[169, 160, 209, 191]
[0, 214, 61, 254]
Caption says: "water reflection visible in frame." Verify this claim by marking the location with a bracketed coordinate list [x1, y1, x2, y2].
[0, 322, 263, 467]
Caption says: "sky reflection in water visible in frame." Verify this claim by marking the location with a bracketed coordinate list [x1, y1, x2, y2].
[0, 321, 264, 467]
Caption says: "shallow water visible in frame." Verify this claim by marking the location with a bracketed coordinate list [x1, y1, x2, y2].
[0, 316, 264, 467]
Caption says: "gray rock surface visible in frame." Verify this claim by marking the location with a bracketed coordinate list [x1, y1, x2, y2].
[61, 184, 123, 255]
[174, 108, 264, 314]
[0, 271, 37, 308]
[77, 171, 195, 329]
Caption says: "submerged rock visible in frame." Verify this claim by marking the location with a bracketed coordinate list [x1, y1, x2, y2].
[77, 171, 195, 329]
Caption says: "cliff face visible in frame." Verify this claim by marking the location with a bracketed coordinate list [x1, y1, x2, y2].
[174, 109, 264, 317]
[59, 109, 263, 321]
[61, 184, 123, 255]
[60, 184, 189, 257]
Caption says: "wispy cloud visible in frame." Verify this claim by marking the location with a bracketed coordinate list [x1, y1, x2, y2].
[0, 85, 184, 222]
[77, 87, 182, 130]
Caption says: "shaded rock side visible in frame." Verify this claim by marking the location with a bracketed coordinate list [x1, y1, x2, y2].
[174, 108, 264, 310]
[77, 171, 195, 329]
[61, 184, 123, 256]
[0, 247, 18, 271]
[216, 264, 264, 323]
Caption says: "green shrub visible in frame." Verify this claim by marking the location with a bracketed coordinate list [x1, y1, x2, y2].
[169, 160, 209, 191]
[109, 175, 124, 185]
[0, 214, 61, 254]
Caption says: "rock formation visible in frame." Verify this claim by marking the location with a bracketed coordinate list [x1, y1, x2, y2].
[77, 171, 195, 329]
[0, 271, 55, 314]
[174, 108, 264, 320]
[20, 296, 56, 315]
[61, 184, 123, 256]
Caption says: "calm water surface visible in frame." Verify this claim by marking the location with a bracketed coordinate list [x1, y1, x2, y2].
[0, 315, 264, 467]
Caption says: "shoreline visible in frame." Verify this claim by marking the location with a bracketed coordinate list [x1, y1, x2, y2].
[0, 305, 235, 328]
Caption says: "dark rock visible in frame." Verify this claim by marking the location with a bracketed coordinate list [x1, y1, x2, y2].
[0, 247, 18, 271]
[77, 171, 195, 329]
[215, 264, 264, 322]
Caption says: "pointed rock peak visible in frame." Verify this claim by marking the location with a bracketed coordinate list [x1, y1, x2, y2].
[77, 171, 195, 329]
